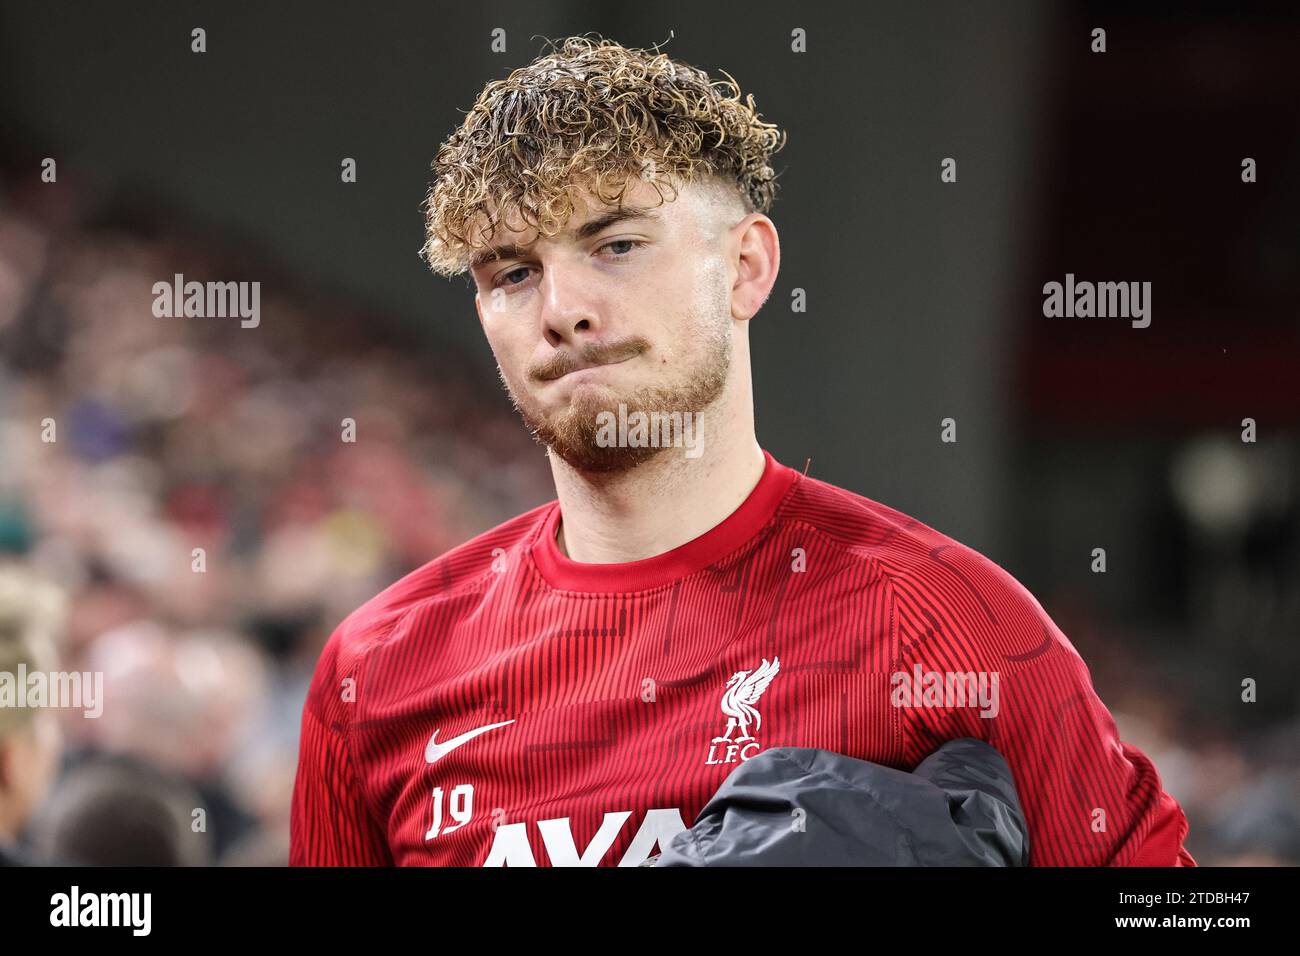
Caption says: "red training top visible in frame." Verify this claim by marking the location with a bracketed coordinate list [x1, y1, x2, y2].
[291, 449, 1195, 867]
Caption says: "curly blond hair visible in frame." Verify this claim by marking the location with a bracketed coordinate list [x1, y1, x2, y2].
[420, 34, 787, 278]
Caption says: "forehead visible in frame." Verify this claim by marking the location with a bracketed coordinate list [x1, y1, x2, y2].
[468, 175, 710, 268]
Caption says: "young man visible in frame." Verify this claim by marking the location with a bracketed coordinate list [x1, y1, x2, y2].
[290, 36, 1194, 866]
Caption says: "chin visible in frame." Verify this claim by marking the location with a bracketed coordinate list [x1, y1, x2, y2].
[531, 390, 663, 474]
[550, 440, 664, 474]
[547, 381, 624, 418]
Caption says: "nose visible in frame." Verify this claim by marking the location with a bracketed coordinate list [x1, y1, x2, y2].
[538, 257, 603, 348]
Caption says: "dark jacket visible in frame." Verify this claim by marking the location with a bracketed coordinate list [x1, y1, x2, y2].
[649, 737, 1029, 866]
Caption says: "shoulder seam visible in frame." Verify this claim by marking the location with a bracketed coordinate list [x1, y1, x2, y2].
[876, 567, 907, 767]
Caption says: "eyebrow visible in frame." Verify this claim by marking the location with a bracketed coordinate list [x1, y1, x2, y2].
[468, 206, 660, 270]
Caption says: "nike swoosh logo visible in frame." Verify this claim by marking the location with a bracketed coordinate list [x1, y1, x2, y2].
[425, 719, 516, 764]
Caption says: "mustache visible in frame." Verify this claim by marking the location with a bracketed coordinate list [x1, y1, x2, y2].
[531, 338, 651, 382]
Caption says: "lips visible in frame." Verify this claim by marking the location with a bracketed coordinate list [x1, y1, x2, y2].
[548, 354, 633, 381]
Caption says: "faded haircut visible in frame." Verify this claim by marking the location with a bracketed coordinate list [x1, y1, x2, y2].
[421, 34, 786, 278]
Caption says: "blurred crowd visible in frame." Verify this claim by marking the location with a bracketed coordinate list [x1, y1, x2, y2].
[1062, 614, 1300, 866]
[0, 163, 1294, 866]
[0, 164, 549, 865]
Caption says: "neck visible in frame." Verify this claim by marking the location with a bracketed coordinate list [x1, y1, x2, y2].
[549, 388, 764, 564]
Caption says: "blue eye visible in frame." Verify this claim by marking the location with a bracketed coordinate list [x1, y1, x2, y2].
[490, 240, 645, 293]
[601, 238, 642, 256]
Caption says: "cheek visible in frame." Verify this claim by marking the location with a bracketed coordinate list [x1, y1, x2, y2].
[663, 270, 727, 344]
[479, 278, 535, 321]
[672, 253, 726, 313]
[480, 310, 530, 367]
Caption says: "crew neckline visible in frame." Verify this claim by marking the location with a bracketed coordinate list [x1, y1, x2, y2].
[529, 448, 801, 593]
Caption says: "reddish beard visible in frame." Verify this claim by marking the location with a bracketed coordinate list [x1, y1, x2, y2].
[505, 328, 731, 473]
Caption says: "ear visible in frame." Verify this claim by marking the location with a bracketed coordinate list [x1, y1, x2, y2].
[474, 290, 485, 329]
[730, 213, 780, 323]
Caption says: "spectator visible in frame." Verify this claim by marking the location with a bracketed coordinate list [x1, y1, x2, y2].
[0, 565, 67, 865]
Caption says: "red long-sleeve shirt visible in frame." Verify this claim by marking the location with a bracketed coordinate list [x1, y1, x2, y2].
[291, 449, 1194, 866]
